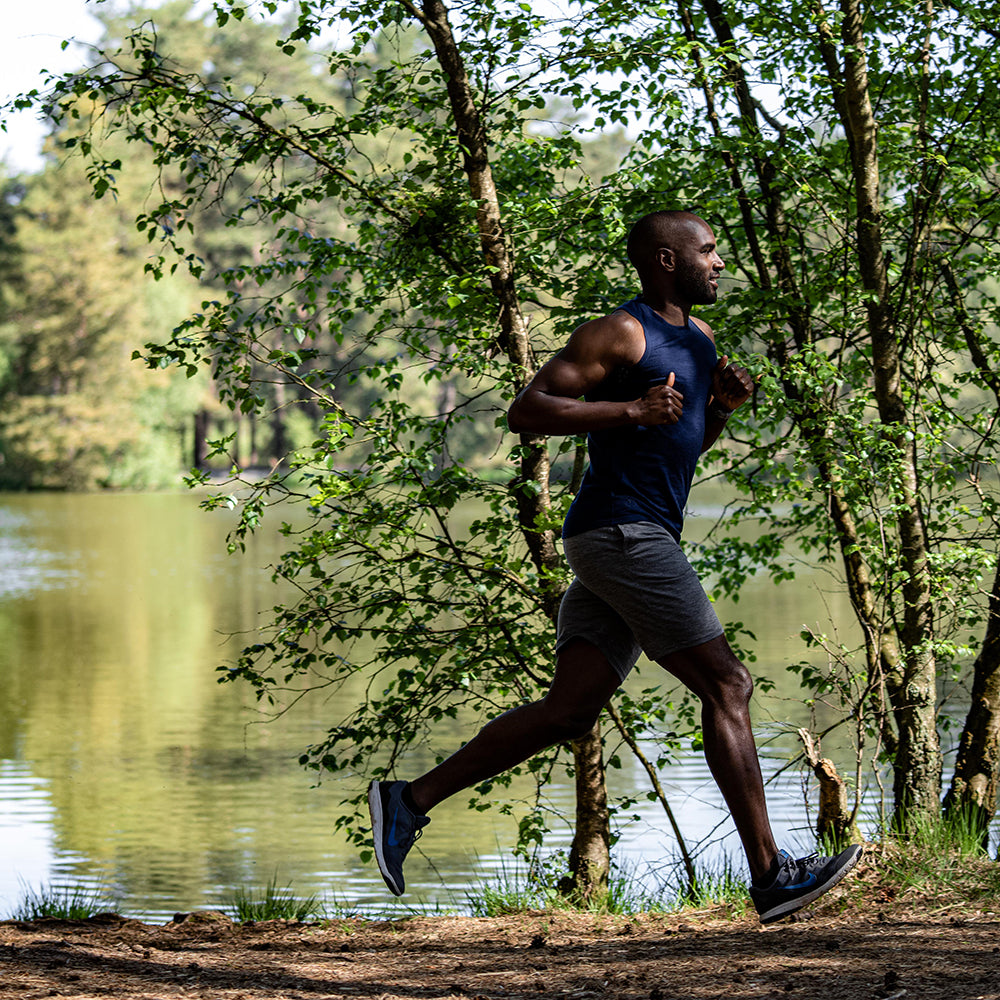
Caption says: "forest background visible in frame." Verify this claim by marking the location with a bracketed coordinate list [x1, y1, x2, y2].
[2, 0, 1000, 899]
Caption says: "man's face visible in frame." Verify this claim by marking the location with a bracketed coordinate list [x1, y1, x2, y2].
[670, 220, 724, 305]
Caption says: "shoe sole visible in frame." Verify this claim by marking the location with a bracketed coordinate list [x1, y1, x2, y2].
[757, 844, 863, 924]
[367, 781, 404, 896]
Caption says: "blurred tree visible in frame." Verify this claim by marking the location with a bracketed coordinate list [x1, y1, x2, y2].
[0, 140, 203, 489]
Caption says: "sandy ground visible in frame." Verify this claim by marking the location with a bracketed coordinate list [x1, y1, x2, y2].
[2, 890, 999, 1000]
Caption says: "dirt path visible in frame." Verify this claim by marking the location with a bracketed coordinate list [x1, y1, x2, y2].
[2, 903, 999, 1000]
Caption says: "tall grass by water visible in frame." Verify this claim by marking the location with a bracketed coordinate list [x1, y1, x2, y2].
[468, 811, 1000, 921]
[10, 883, 116, 922]
[227, 878, 326, 923]
[466, 851, 747, 918]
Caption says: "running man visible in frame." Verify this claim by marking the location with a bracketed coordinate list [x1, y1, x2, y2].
[368, 210, 862, 924]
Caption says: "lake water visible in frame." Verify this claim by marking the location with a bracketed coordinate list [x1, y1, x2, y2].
[0, 491, 993, 921]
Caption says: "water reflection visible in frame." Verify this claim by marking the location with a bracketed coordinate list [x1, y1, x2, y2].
[0, 491, 993, 921]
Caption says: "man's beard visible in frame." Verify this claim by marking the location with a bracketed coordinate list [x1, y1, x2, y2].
[675, 257, 718, 305]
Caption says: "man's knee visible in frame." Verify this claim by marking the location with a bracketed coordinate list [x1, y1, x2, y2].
[710, 652, 754, 707]
[724, 658, 754, 702]
[662, 637, 754, 706]
[541, 697, 601, 742]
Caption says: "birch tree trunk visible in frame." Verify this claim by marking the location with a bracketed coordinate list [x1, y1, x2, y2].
[820, 0, 941, 823]
[417, 0, 609, 892]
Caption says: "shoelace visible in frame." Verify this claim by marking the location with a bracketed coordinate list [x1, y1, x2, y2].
[400, 818, 428, 851]
[783, 852, 820, 882]
[772, 851, 818, 883]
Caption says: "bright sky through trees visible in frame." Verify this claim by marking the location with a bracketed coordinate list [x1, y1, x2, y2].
[0, 0, 102, 172]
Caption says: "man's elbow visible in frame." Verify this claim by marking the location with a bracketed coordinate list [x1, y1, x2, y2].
[506, 404, 528, 434]
[507, 390, 534, 434]
[508, 387, 563, 435]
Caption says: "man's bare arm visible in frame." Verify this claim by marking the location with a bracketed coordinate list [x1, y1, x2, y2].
[508, 312, 685, 435]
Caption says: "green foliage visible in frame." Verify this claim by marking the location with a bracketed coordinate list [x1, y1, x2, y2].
[0, 151, 198, 489]
[0, 0, 360, 488]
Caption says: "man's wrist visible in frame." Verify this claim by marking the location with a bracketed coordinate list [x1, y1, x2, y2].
[707, 399, 735, 422]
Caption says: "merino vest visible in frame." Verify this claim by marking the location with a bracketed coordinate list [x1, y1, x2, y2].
[562, 296, 718, 541]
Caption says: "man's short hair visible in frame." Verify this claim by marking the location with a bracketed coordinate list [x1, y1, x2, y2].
[626, 210, 704, 274]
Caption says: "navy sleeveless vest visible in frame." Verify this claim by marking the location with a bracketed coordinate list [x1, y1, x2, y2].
[562, 296, 718, 541]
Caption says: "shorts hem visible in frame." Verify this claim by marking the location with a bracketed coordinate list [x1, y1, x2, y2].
[555, 631, 636, 684]
[643, 623, 726, 664]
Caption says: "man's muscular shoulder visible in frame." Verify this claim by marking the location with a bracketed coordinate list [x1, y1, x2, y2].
[561, 308, 646, 370]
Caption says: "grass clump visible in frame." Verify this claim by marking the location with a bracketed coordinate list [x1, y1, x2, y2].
[10, 882, 112, 921]
[672, 856, 750, 916]
[469, 853, 676, 917]
[468, 855, 556, 916]
[875, 809, 1000, 908]
[228, 878, 325, 923]
[597, 865, 673, 916]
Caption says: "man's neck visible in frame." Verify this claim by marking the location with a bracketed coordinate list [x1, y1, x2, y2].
[638, 289, 691, 326]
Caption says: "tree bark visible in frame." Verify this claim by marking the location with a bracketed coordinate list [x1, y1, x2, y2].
[563, 717, 611, 898]
[944, 561, 1000, 845]
[416, 0, 609, 891]
[799, 729, 863, 848]
[820, 0, 941, 824]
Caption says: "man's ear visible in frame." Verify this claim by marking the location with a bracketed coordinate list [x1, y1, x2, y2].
[656, 246, 675, 272]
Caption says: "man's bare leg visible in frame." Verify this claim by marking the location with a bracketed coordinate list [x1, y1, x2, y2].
[657, 633, 863, 922]
[368, 639, 621, 895]
[408, 638, 621, 814]
[657, 633, 779, 882]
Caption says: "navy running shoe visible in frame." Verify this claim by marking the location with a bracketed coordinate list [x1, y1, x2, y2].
[750, 844, 863, 924]
[368, 780, 430, 896]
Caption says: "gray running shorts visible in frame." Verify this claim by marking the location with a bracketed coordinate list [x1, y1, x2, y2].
[557, 521, 724, 682]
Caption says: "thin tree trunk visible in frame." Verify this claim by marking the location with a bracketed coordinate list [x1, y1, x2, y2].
[819, 0, 941, 823]
[607, 702, 698, 896]
[563, 717, 611, 898]
[415, 0, 609, 892]
[271, 377, 288, 463]
[944, 556, 1000, 844]
[194, 408, 209, 471]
